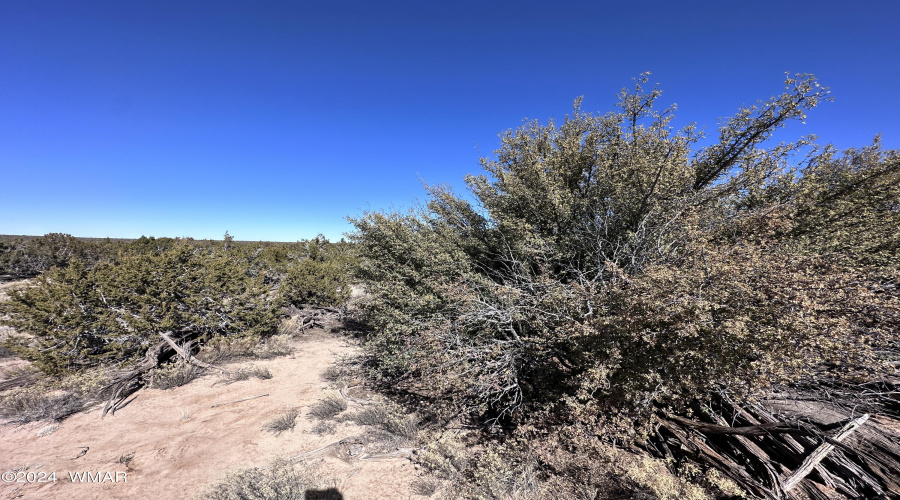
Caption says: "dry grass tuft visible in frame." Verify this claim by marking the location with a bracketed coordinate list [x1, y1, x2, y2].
[198, 334, 293, 364]
[320, 355, 361, 384]
[412, 440, 543, 500]
[411, 477, 442, 497]
[343, 403, 419, 442]
[251, 335, 293, 359]
[148, 360, 200, 390]
[197, 458, 338, 500]
[197, 336, 260, 363]
[0, 368, 112, 423]
[221, 365, 272, 384]
[310, 420, 337, 435]
[307, 393, 347, 420]
[0, 344, 15, 359]
[263, 408, 299, 435]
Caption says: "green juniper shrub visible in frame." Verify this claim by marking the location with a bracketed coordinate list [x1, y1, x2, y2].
[281, 258, 351, 308]
[0, 240, 281, 375]
[0, 233, 118, 277]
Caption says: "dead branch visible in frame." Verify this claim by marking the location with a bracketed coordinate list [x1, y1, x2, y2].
[100, 339, 169, 417]
[210, 393, 269, 408]
[658, 419, 781, 500]
[665, 414, 806, 436]
[159, 331, 228, 373]
[98, 331, 234, 417]
[656, 395, 900, 500]
[783, 414, 869, 492]
[289, 441, 342, 462]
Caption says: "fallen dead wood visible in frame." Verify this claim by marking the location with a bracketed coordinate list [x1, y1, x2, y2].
[655, 395, 900, 500]
[0, 274, 37, 282]
[284, 304, 344, 333]
[210, 393, 269, 408]
[289, 441, 343, 462]
[100, 330, 228, 417]
[357, 448, 417, 461]
[746, 401, 857, 497]
[100, 339, 169, 417]
[666, 414, 806, 436]
[659, 418, 780, 500]
[159, 331, 228, 373]
[783, 414, 869, 492]
[287, 437, 417, 464]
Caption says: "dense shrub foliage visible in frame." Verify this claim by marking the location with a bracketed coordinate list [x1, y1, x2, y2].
[0, 235, 354, 375]
[282, 258, 351, 307]
[0, 233, 117, 277]
[1, 241, 277, 374]
[350, 74, 900, 436]
[279, 235, 354, 308]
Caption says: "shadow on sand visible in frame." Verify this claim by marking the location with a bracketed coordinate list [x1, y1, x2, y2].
[305, 488, 343, 500]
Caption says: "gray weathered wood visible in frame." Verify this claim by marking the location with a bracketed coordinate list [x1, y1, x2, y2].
[159, 331, 227, 373]
[782, 414, 869, 492]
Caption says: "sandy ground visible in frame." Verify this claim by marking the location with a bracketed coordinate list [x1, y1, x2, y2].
[0, 332, 421, 500]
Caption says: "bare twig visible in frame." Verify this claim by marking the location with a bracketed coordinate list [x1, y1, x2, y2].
[210, 393, 269, 408]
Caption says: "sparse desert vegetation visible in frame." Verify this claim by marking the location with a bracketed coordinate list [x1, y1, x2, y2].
[221, 365, 274, 384]
[262, 408, 299, 435]
[197, 459, 338, 500]
[148, 360, 201, 390]
[307, 393, 348, 420]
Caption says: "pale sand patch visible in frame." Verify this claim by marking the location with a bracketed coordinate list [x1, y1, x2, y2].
[0, 332, 419, 500]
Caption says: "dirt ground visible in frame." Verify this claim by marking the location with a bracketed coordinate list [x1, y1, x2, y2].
[0, 331, 421, 500]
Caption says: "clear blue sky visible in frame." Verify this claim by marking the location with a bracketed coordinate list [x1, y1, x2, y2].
[2, 1, 898, 241]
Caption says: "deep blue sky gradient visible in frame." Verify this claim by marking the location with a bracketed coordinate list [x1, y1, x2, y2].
[2, 1, 898, 241]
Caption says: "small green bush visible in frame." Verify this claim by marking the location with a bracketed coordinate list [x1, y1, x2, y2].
[281, 258, 350, 308]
